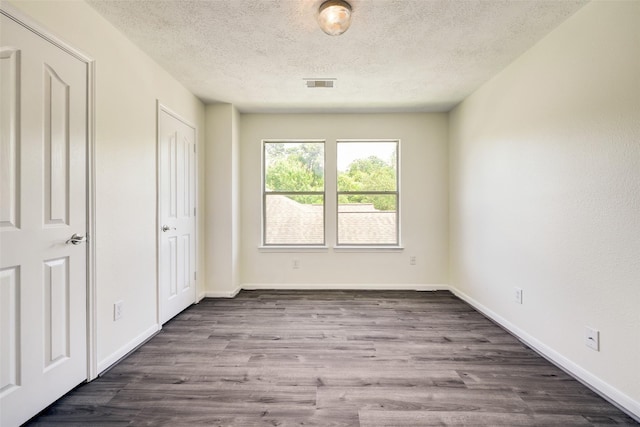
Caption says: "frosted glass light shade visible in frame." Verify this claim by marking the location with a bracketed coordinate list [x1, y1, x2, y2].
[318, 0, 352, 36]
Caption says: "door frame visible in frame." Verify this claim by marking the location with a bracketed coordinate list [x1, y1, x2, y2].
[155, 101, 198, 326]
[0, 4, 98, 381]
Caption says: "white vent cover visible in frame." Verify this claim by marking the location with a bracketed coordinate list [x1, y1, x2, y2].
[304, 78, 336, 88]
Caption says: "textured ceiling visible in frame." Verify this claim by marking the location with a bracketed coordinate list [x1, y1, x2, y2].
[86, 0, 587, 113]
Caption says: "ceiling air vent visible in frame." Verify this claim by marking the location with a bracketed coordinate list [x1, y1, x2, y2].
[304, 78, 336, 88]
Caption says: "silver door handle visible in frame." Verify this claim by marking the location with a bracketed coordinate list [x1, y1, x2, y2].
[161, 225, 176, 232]
[66, 233, 87, 245]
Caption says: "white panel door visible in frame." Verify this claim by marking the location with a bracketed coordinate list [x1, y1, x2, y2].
[0, 14, 88, 427]
[158, 107, 196, 324]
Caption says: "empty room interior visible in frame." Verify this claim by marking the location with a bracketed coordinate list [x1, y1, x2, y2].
[1, 0, 639, 425]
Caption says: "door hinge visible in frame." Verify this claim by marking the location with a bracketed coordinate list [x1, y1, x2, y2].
[193, 207, 196, 216]
[194, 271, 197, 281]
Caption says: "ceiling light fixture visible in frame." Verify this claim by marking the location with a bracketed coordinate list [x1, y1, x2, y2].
[318, 0, 352, 36]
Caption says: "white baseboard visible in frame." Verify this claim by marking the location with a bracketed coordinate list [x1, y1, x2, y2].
[96, 323, 160, 374]
[240, 283, 450, 291]
[204, 287, 241, 298]
[451, 288, 640, 422]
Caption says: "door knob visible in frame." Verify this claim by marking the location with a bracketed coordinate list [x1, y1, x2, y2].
[161, 225, 176, 232]
[66, 233, 87, 245]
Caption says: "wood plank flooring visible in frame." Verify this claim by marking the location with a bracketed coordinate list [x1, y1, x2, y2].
[26, 290, 637, 426]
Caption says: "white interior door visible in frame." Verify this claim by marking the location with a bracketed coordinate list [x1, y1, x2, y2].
[0, 13, 88, 427]
[158, 106, 197, 324]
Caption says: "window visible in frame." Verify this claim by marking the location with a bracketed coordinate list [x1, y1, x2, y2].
[263, 141, 325, 245]
[337, 140, 399, 245]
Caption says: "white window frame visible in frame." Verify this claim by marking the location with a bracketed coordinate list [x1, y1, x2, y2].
[261, 139, 326, 247]
[336, 139, 400, 247]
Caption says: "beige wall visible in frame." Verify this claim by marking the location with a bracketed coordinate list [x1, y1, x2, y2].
[8, 0, 206, 371]
[204, 104, 241, 297]
[449, 0, 640, 414]
[238, 113, 449, 289]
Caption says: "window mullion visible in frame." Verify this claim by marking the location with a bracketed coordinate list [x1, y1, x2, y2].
[337, 191, 397, 195]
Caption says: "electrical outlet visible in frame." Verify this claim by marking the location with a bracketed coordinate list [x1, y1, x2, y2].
[114, 300, 123, 321]
[292, 259, 300, 270]
[409, 256, 416, 265]
[585, 326, 599, 351]
[514, 287, 523, 304]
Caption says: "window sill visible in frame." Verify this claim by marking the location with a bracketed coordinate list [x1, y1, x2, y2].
[333, 246, 404, 253]
[257, 246, 404, 253]
[259, 246, 329, 253]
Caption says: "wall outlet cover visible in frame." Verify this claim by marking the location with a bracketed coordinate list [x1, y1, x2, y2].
[114, 300, 123, 321]
[585, 326, 600, 351]
[514, 287, 523, 304]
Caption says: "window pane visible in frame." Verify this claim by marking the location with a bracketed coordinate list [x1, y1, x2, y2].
[337, 142, 396, 192]
[338, 195, 397, 245]
[265, 142, 324, 192]
[265, 194, 324, 245]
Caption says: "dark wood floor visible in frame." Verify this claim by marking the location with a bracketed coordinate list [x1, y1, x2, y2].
[27, 290, 637, 426]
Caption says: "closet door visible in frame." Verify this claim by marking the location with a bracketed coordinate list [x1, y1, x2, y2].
[1, 12, 88, 427]
[158, 106, 197, 325]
